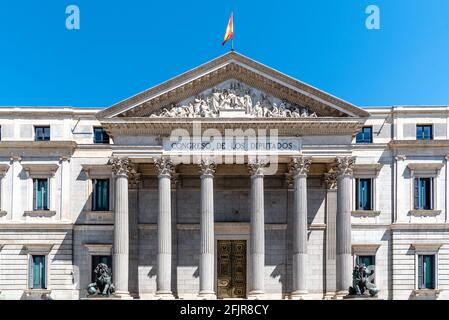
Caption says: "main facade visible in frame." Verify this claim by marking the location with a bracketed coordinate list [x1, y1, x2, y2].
[0, 52, 448, 300]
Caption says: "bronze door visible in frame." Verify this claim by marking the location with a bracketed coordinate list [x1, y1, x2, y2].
[217, 240, 247, 298]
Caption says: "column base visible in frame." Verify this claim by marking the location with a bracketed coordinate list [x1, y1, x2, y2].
[290, 290, 309, 300]
[155, 291, 176, 300]
[248, 291, 265, 300]
[323, 292, 337, 300]
[197, 291, 217, 300]
[334, 290, 349, 300]
[113, 291, 133, 300]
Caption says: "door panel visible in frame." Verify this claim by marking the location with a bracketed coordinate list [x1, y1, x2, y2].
[217, 240, 246, 299]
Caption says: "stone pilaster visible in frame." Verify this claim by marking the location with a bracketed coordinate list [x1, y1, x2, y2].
[111, 156, 135, 299]
[248, 158, 268, 298]
[154, 157, 175, 298]
[198, 158, 217, 299]
[335, 156, 355, 297]
[289, 156, 312, 299]
[324, 167, 338, 299]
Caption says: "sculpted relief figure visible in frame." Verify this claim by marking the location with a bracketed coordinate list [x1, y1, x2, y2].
[150, 82, 319, 119]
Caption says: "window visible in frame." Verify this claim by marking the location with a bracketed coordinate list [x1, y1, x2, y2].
[93, 127, 110, 144]
[29, 255, 46, 289]
[418, 255, 435, 289]
[416, 125, 433, 141]
[33, 178, 49, 211]
[35, 126, 50, 141]
[414, 177, 433, 210]
[356, 127, 373, 144]
[92, 179, 110, 211]
[355, 178, 373, 211]
[91, 255, 112, 282]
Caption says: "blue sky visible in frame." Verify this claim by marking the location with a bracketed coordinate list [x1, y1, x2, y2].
[0, 0, 448, 108]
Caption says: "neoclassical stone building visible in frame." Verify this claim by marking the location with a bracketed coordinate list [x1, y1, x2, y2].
[0, 52, 448, 300]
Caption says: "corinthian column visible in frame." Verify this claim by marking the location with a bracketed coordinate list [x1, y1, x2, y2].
[198, 158, 217, 299]
[154, 157, 175, 298]
[335, 156, 355, 297]
[289, 156, 312, 299]
[111, 156, 135, 299]
[248, 158, 268, 298]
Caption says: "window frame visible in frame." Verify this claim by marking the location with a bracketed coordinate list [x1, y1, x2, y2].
[25, 244, 53, 291]
[355, 178, 374, 211]
[413, 244, 441, 291]
[33, 178, 50, 211]
[356, 126, 373, 144]
[92, 178, 110, 211]
[416, 124, 433, 141]
[414, 177, 434, 210]
[34, 126, 51, 142]
[93, 127, 110, 144]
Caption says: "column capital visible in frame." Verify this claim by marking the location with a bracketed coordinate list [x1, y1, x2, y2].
[324, 168, 338, 190]
[395, 155, 407, 161]
[198, 158, 217, 177]
[129, 172, 142, 189]
[335, 156, 356, 177]
[9, 155, 22, 163]
[248, 158, 269, 177]
[289, 156, 312, 178]
[110, 156, 136, 177]
[154, 156, 175, 178]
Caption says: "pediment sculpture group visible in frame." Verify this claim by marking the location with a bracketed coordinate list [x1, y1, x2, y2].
[150, 82, 318, 119]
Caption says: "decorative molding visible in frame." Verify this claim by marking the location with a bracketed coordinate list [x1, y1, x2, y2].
[24, 210, 57, 218]
[412, 289, 441, 299]
[390, 140, 449, 149]
[198, 158, 217, 177]
[351, 210, 381, 218]
[23, 243, 54, 254]
[110, 157, 136, 176]
[248, 158, 269, 176]
[288, 156, 312, 177]
[352, 244, 381, 256]
[335, 156, 356, 177]
[148, 81, 319, 119]
[22, 163, 59, 177]
[81, 164, 112, 178]
[353, 164, 383, 175]
[154, 156, 175, 177]
[407, 163, 444, 173]
[129, 172, 142, 189]
[409, 210, 442, 217]
[83, 243, 113, 255]
[410, 243, 443, 252]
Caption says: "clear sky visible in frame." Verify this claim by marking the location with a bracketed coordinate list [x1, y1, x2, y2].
[0, 0, 448, 108]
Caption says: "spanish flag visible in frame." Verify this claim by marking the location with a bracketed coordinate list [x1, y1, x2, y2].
[222, 12, 234, 46]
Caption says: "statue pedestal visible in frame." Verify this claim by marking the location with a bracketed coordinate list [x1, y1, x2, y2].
[81, 294, 133, 300]
[343, 295, 382, 300]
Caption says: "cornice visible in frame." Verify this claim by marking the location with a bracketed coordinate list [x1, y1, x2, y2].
[101, 118, 365, 136]
[0, 141, 77, 150]
[389, 140, 449, 148]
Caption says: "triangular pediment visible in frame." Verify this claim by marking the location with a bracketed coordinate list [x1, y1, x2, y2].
[97, 52, 369, 119]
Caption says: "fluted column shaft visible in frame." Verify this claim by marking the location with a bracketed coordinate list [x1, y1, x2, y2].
[198, 159, 216, 297]
[290, 156, 311, 297]
[335, 156, 355, 295]
[248, 160, 267, 296]
[155, 157, 174, 296]
[111, 157, 134, 297]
